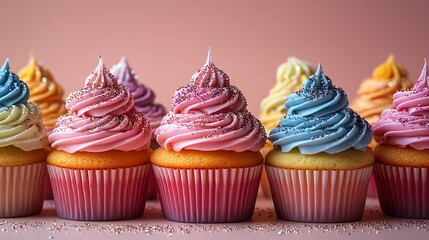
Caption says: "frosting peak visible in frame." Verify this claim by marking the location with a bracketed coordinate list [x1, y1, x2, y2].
[190, 49, 230, 88]
[18, 56, 67, 131]
[372, 55, 407, 80]
[156, 51, 266, 152]
[85, 57, 117, 88]
[302, 64, 333, 91]
[0, 59, 30, 107]
[269, 64, 372, 154]
[110, 57, 138, 84]
[110, 57, 166, 136]
[414, 59, 429, 90]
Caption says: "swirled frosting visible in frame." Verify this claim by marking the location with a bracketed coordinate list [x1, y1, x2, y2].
[351, 55, 413, 125]
[373, 60, 429, 150]
[49, 57, 151, 153]
[259, 57, 313, 132]
[110, 57, 166, 135]
[155, 50, 266, 152]
[269, 64, 372, 154]
[18, 56, 67, 131]
[0, 59, 30, 107]
[0, 59, 47, 151]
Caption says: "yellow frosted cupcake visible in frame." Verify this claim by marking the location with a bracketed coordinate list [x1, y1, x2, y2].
[151, 50, 266, 223]
[47, 57, 153, 221]
[266, 64, 374, 223]
[259, 57, 314, 197]
[0, 59, 48, 217]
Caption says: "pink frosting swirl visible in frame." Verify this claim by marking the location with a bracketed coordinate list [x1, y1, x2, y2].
[110, 57, 166, 134]
[373, 60, 429, 150]
[156, 50, 266, 152]
[49, 57, 151, 153]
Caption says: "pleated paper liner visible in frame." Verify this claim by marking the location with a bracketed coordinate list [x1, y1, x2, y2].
[374, 163, 429, 219]
[0, 162, 46, 217]
[153, 164, 263, 223]
[48, 163, 152, 221]
[266, 165, 373, 223]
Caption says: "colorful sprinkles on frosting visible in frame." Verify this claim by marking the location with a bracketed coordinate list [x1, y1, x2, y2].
[269, 64, 372, 154]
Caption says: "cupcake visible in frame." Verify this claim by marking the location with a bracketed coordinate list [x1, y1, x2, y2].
[350, 55, 413, 198]
[151, 50, 267, 223]
[111, 57, 166, 199]
[18, 56, 67, 199]
[372, 60, 429, 219]
[0, 59, 48, 217]
[47, 57, 153, 221]
[259, 57, 313, 197]
[266, 64, 374, 223]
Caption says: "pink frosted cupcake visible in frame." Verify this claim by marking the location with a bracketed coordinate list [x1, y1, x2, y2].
[111, 57, 166, 199]
[373, 60, 429, 219]
[266, 64, 374, 222]
[151, 50, 267, 223]
[47, 57, 153, 221]
[0, 59, 48, 217]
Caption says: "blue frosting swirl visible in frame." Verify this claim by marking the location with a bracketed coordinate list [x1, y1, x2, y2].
[0, 59, 30, 107]
[269, 64, 372, 154]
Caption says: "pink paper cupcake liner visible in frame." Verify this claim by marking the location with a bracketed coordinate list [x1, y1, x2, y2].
[366, 173, 378, 198]
[48, 163, 152, 221]
[0, 162, 46, 217]
[266, 165, 373, 223]
[373, 163, 429, 219]
[153, 164, 263, 223]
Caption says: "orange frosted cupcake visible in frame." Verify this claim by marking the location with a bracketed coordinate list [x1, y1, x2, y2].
[350, 55, 413, 198]
[18, 56, 68, 199]
[151, 50, 266, 223]
[47, 57, 153, 221]
[0, 59, 48, 217]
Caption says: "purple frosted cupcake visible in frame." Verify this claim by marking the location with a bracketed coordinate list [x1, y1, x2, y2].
[111, 57, 166, 199]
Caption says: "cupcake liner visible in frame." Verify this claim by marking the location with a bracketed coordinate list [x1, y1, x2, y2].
[153, 164, 262, 223]
[366, 173, 378, 198]
[0, 162, 46, 217]
[266, 165, 373, 223]
[374, 163, 429, 219]
[44, 173, 54, 199]
[48, 163, 152, 221]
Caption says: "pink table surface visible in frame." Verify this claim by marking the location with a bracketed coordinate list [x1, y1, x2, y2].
[1, 196, 428, 240]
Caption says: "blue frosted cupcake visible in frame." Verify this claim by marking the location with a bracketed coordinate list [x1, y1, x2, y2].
[265, 64, 374, 223]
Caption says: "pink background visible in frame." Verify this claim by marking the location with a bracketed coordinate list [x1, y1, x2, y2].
[1, 0, 429, 114]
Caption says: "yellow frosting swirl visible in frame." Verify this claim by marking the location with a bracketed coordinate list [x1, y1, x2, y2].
[18, 57, 67, 131]
[0, 103, 48, 151]
[259, 57, 314, 132]
[351, 55, 413, 125]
